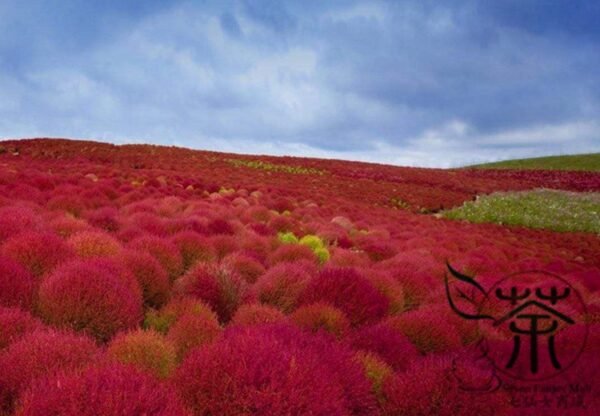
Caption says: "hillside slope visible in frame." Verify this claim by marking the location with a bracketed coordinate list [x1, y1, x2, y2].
[468, 152, 600, 171]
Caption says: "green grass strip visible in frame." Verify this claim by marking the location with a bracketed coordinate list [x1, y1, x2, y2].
[442, 189, 600, 234]
[467, 153, 600, 171]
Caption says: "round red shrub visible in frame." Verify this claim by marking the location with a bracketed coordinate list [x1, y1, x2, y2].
[357, 239, 397, 262]
[125, 211, 168, 236]
[175, 263, 248, 323]
[231, 303, 287, 327]
[84, 206, 120, 232]
[175, 324, 377, 416]
[348, 322, 418, 371]
[0, 231, 73, 278]
[300, 267, 389, 326]
[208, 235, 239, 260]
[171, 231, 215, 271]
[0, 307, 43, 350]
[362, 269, 405, 314]
[221, 252, 266, 283]
[382, 355, 511, 416]
[0, 329, 99, 413]
[46, 194, 88, 217]
[291, 302, 351, 338]
[206, 218, 235, 235]
[328, 247, 371, 268]
[48, 214, 91, 238]
[267, 243, 317, 266]
[121, 249, 171, 308]
[16, 363, 191, 416]
[131, 235, 184, 281]
[0, 256, 35, 310]
[37, 259, 143, 341]
[253, 262, 312, 313]
[0, 205, 42, 242]
[268, 214, 294, 232]
[67, 230, 123, 258]
[145, 298, 222, 360]
[384, 306, 463, 354]
[107, 329, 176, 379]
[353, 351, 393, 404]
[168, 311, 222, 361]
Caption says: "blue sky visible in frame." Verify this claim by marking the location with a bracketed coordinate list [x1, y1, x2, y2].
[1, 0, 599, 167]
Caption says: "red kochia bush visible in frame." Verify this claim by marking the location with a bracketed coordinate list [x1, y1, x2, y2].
[253, 262, 312, 313]
[107, 329, 176, 379]
[0, 256, 35, 309]
[230, 303, 287, 327]
[171, 231, 215, 271]
[37, 259, 143, 341]
[221, 252, 266, 283]
[382, 355, 511, 416]
[384, 306, 463, 354]
[0, 231, 73, 278]
[175, 324, 377, 416]
[267, 243, 317, 266]
[0, 330, 99, 413]
[291, 302, 351, 338]
[67, 230, 123, 258]
[300, 267, 389, 326]
[0, 206, 42, 242]
[0, 307, 43, 350]
[349, 322, 419, 371]
[131, 235, 184, 281]
[16, 363, 191, 416]
[84, 206, 120, 232]
[175, 263, 248, 323]
[144, 298, 222, 361]
[120, 249, 171, 308]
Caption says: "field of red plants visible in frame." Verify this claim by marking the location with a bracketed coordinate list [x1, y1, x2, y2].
[0, 138, 598, 415]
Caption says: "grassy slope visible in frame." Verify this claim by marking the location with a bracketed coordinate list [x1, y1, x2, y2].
[468, 153, 600, 171]
[442, 189, 600, 234]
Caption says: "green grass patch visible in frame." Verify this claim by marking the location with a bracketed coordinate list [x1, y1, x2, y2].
[226, 158, 326, 175]
[442, 189, 600, 234]
[467, 153, 600, 171]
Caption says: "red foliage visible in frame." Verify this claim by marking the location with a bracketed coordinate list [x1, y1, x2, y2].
[348, 322, 419, 371]
[0, 206, 42, 242]
[382, 355, 511, 416]
[120, 249, 171, 308]
[37, 259, 143, 341]
[0, 231, 73, 278]
[384, 306, 463, 354]
[300, 267, 389, 326]
[107, 329, 176, 379]
[84, 206, 120, 232]
[174, 263, 248, 323]
[171, 231, 215, 271]
[267, 243, 317, 266]
[131, 235, 184, 281]
[291, 302, 351, 338]
[0, 307, 43, 350]
[0, 329, 99, 413]
[16, 363, 191, 416]
[175, 324, 377, 415]
[0, 256, 35, 310]
[231, 303, 287, 327]
[253, 262, 312, 313]
[221, 252, 266, 283]
[67, 230, 123, 258]
[1, 139, 599, 413]
[145, 298, 223, 360]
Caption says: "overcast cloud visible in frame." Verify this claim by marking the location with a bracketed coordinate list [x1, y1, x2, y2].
[1, 0, 599, 167]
